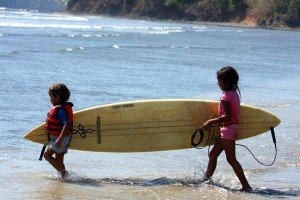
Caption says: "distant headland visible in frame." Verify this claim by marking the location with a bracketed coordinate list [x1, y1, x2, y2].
[0, 0, 299, 29]
[66, 0, 300, 29]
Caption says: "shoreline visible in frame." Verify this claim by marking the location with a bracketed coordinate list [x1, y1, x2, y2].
[63, 11, 300, 31]
[2, 6, 298, 30]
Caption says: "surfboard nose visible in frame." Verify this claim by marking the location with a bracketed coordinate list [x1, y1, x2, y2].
[272, 114, 281, 127]
[23, 132, 31, 140]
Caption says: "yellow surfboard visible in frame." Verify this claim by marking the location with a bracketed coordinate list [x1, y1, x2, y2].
[24, 99, 280, 152]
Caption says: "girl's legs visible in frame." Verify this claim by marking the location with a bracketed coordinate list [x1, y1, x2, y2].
[205, 137, 224, 180]
[222, 138, 252, 191]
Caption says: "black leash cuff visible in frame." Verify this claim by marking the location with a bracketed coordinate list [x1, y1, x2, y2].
[191, 128, 204, 147]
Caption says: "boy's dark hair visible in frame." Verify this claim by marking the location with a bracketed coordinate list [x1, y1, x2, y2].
[49, 83, 71, 104]
[217, 66, 240, 95]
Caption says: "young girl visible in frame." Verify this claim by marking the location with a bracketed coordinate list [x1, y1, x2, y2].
[44, 83, 74, 179]
[202, 66, 252, 192]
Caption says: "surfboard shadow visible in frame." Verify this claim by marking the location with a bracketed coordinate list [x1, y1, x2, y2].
[98, 177, 205, 187]
[98, 177, 299, 197]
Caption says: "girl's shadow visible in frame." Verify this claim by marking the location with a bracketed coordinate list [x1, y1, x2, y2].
[209, 181, 299, 197]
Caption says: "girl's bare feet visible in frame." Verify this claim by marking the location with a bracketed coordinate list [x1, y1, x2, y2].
[242, 187, 253, 193]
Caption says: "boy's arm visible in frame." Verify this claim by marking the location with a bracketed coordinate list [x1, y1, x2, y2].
[55, 123, 71, 147]
[55, 108, 69, 147]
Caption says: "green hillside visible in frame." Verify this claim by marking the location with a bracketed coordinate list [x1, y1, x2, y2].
[67, 0, 300, 28]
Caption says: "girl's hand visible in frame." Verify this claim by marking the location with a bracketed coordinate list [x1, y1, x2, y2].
[202, 119, 213, 130]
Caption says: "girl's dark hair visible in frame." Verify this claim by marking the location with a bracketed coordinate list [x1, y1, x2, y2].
[217, 66, 241, 95]
[49, 83, 71, 104]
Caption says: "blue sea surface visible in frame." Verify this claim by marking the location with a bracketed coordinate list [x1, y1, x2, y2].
[0, 8, 300, 199]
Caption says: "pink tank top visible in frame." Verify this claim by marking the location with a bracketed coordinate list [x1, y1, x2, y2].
[218, 90, 240, 125]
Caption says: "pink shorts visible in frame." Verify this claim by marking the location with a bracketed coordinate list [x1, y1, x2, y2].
[220, 124, 239, 141]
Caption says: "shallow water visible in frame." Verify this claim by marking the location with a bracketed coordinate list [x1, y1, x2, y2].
[0, 8, 300, 199]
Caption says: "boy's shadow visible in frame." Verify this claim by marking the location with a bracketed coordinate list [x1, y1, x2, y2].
[46, 172, 101, 187]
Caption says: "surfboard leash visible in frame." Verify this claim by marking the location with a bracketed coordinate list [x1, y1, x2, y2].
[191, 126, 278, 166]
[236, 127, 277, 166]
[191, 128, 204, 148]
[191, 125, 216, 157]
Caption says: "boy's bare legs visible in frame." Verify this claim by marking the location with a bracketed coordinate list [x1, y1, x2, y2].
[55, 152, 67, 177]
[222, 139, 252, 192]
[44, 147, 62, 171]
[44, 147, 67, 177]
[205, 137, 224, 180]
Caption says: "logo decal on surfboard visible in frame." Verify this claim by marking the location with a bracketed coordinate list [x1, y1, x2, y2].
[96, 116, 101, 144]
[112, 103, 134, 109]
[73, 116, 102, 144]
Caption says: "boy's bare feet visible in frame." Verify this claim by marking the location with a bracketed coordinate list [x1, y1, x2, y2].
[60, 170, 69, 180]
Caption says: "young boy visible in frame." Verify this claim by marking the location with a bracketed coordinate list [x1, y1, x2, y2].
[44, 83, 73, 179]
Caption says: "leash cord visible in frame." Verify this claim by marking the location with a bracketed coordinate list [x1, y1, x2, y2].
[191, 125, 217, 157]
[236, 127, 277, 166]
[192, 126, 277, 166]
[236, 143, 277, 166]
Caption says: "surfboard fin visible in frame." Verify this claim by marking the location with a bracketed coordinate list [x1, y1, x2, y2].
[39, 144, 47, 161]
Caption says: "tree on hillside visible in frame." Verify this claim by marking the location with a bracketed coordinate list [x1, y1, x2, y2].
[287, 0, 300, 26]
[141, 0, 166, 16]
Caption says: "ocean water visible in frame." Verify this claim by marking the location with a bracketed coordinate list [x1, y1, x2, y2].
[0, 7, 300, 199]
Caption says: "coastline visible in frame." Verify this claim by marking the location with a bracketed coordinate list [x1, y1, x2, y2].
[1, 6, 298, 30]
[63, 10, 300, 31]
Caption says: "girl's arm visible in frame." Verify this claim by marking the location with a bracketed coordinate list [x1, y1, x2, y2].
[202, 100, 231, 129]
[218, 100, 231, 123]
